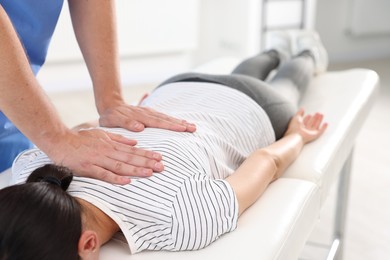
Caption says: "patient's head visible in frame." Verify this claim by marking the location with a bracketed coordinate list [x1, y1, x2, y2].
[0, 165, 82, 260]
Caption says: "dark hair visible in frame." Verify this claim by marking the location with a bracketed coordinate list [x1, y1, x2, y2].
[0, 164, 82, 260]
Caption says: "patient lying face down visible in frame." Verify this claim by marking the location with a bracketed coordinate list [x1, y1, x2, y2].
[0, 40, 328, 259]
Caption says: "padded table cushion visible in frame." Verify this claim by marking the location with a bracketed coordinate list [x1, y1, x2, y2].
[283, 69, 379, 204]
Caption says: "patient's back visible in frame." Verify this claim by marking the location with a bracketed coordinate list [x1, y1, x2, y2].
[12, 82, 275, 254]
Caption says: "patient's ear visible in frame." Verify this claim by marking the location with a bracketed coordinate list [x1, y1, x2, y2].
[78, 230, 99, 260]
[137, 93, 149, 106]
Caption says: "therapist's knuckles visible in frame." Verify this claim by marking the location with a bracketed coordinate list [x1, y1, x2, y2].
[124, 165, 160, 177]
[107, 132, 137, 145]
[102, 156, 160, 176]
[118, 144, 162, 160]
[128, 121, 145, 131]
[138, 167, 154, 177]
[95, 169, 131, 185]
[113, 160, 125, 172]
[123, 155, 164, 172]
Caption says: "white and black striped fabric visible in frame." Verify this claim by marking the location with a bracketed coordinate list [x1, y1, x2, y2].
[12, 82, 275, 254]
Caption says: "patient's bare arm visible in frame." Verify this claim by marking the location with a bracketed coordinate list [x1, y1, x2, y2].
[226, 109, 327, 216]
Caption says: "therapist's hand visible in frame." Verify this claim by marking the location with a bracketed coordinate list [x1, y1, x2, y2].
[51, 129, 164, 185]
[98, 102, 197, 133]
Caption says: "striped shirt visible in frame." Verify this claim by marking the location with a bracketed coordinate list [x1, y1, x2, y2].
[12, 82, 275, 254]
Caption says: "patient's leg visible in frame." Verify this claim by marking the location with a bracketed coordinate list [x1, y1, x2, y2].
[230, 50, 280, 81]
[268, 51, 315, 106]
[156, 50, 280, 89]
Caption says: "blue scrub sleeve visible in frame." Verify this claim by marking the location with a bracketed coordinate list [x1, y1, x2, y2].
[0, 113, 33, 172]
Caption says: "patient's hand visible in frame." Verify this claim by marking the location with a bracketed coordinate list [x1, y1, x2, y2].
[284, 108, 328, 144]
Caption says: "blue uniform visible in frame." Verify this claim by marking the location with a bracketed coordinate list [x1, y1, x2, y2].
[0, 0, 64, 172]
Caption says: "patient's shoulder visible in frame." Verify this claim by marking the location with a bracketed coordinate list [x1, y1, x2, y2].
[11, 148, 52, 184]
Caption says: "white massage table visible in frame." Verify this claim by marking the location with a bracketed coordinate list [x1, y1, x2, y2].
[0, 58, 379, 260]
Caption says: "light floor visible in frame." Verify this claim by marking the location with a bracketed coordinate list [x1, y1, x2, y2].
[48, 58, 390, 260]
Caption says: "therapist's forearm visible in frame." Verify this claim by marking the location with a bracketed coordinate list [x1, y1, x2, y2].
[67, 0, 197, 133]
[1, 3, 167, 183]
[68, 0, 123, 114]
[0, 5, 70, 153]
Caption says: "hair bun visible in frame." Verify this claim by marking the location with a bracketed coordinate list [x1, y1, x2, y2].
[41, 176, 62, 187]
[27, 164, 74, 191]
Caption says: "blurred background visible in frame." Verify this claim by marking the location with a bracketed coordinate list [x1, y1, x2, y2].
[37, 0, 390, 259]
[38, 0, 390, 93]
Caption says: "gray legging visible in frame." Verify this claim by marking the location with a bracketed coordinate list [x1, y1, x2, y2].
[158, 50, 315, 140]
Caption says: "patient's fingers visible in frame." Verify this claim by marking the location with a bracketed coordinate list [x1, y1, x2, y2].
[306, 113, 321, 129]
[303, 113, 324, 130]
[296, 108, 305, 117]
[318, 121, 328, 135]
[303, 115, 312, 125]
[312, 113, 324, 129]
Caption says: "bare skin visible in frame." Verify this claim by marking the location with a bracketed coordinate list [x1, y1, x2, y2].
[76, 198, 119, 260]
[226, 109, 327, 215]
[77, 198, 120, 245]
[0, 2, 195, 184]
[75, 110, 327, 257]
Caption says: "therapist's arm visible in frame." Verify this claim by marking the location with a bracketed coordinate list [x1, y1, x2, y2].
[0, 5, 162, 184]
[67, 0, 196, 133]
[226, 110, 327, 216]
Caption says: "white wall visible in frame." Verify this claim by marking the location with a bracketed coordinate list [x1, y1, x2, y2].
[38, 0, 390, 92]
[315, 0, 390, 63]
[194, 0, 318, 66]
[38, 0, 199, 92]
[193, 0, 262, 65]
